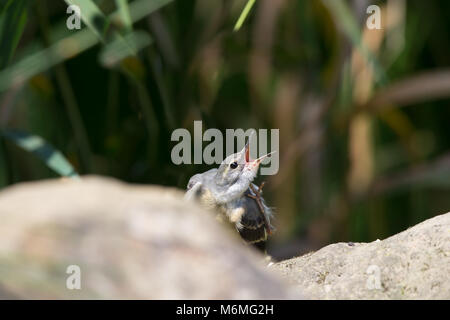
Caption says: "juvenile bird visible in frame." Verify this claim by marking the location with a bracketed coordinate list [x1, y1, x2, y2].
[185, 142, 275, 249]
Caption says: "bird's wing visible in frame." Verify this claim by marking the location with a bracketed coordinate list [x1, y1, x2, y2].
[246, 185, 274, 225]
[184, 180, 203, 201]
[240, 193, 266, 229]
[184, 169, 218, 208]
[233, 192, 268, 243]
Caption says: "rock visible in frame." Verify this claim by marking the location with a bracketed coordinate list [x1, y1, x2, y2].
[272, 212, 450, 299]
[0, 176, 299, 299]
[2, 176, 447, 300]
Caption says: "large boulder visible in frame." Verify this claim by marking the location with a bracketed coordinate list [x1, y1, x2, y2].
[0, 176, 298, 299]
[1, 176, 448, 299]
[273, 212, 450, 299]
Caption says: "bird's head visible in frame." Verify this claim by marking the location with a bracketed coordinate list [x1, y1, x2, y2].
[214, 141, 273, 199]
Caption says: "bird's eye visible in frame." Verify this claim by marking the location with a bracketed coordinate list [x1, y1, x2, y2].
[230, 162, 238, 169]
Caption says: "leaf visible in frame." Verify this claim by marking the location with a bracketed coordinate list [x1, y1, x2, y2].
[64, 0, 111, 43]
[0, 0, 29, 69]
[0, 139, 8, 186]
[364, 69, 450, 112]
[234, 0, 257, 32]
[115, 0, 174, 23]
[99, 31, 153, 68]
[371, 153, 450, 196]
[1, 129, 79, 178]
[0, 29, 98, 92]
[0, 0, 174, 92]
[114, 0, 132, 32]
[322, 0, 387, 85]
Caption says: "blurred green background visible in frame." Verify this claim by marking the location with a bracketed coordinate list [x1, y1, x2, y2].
[1, 0, 450, 259]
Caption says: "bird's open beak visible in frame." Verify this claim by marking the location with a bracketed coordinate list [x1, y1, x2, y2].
[248, 151, 276, 168]
[244, 141, 250, 163]
[242, 141, 275, 168]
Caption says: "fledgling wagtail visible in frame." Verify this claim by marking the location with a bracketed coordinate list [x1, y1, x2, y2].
[185, 141, 275, 249]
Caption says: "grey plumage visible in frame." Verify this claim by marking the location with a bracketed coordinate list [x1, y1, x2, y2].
[185, 143, 274, 245]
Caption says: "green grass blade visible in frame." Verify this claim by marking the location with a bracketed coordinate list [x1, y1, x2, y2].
[99, 31, 153, 67]
[322, 0, 387, 85]
[64, 0, 110, 43]
[0, 0, 174, 92]
[0, 139, 9, 187]
[116, 0, 174, 23]
[0, 0, 29, 69]
[234, 0, 256, 32]
[0, 29, 98, 91]
[114, 0, 132, 32]
[1, 129, 79, 178]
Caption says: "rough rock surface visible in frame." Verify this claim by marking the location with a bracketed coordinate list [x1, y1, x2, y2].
[0, 176, 298, 299]
[1, 176, 448, 299]
[273, 212, 450, 299]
